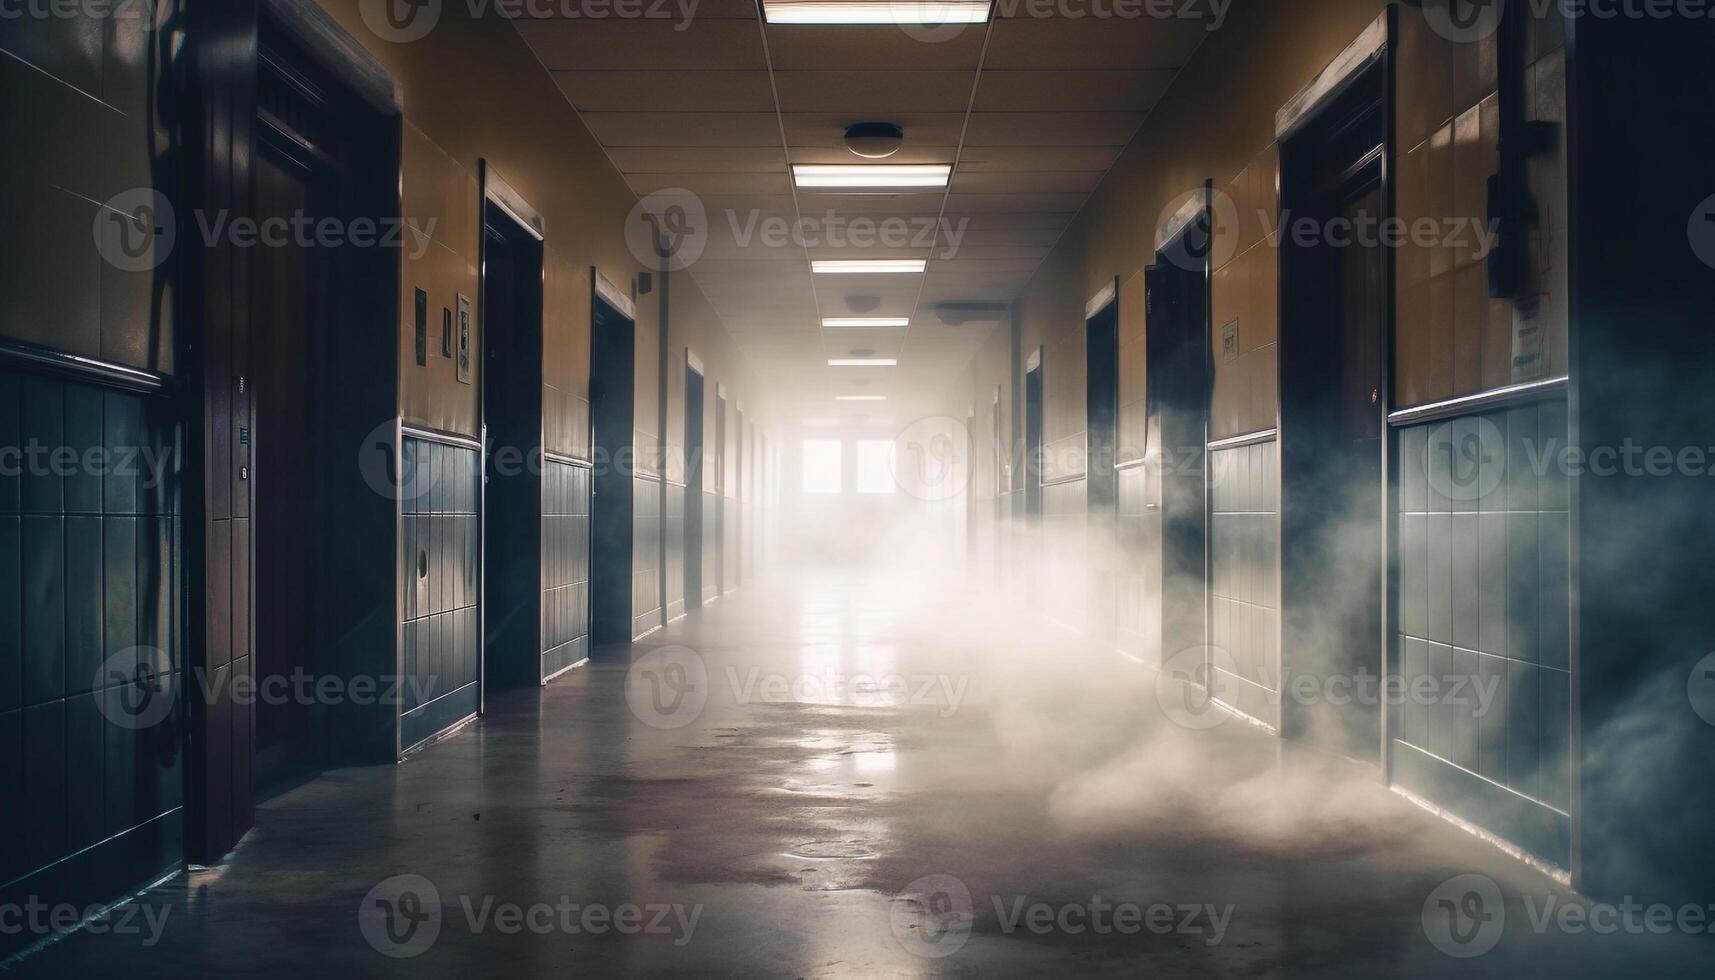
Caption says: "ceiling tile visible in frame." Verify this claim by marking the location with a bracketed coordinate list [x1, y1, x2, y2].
[951, 170, 1106, 193]
[947, 211, 1077, 231]
[606, 147, 788, 172]
[983, 17, 1211, 70]
[772, 70, 975, 114]
[517, 20, 767, 70]
[944, 191, 1092, 212]
[626, 172, 793, 196]
[963, 111, 1145, 146]
[794, 190, 947, 215]
[973, 69, 1176, 112]
[552, 70, 775, 112]
[783, 112, 967, 147]
[580, 112, 782, 145]
[763, 25, 986, 70]
[953, 225, 1067, 247]
[954, 145, 1123, 172]
[508, 0, 758, 19]
[788, 144, 959, 165]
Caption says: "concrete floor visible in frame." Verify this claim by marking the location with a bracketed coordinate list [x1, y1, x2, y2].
[12, 569, 1711, 977]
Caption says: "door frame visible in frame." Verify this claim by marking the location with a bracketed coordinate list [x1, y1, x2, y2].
[183, 0, 403, 861]
[1276, 7, 1397, 765]
[682, 350, 705, 615]
[477, 162, 545, 690]
[1277, 54, 1392, 754]
[1147, 196, 1214, 693]
[587, 271, 638, 648]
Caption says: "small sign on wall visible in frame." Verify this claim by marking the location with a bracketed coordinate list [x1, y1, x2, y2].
[1221, 319, 1239, 360]
[457, 293, 472, 385]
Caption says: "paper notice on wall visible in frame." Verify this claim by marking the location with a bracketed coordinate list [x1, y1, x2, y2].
[1221, 319, 1239, 360]
[1511, 293, 1549, 383]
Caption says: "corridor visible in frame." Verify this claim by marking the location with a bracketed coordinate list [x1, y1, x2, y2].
[4, 0, 1715, 975]
[11, 566, 1711, 977]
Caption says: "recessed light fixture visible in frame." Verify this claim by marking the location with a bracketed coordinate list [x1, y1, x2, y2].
[823, 317, 910, 328]
[829, 358, 898, 367]
[835, 395, 888, 402]
[792, 165, 950, 189]
[763, 0, 991, 25]
[812, 259, 926, 275]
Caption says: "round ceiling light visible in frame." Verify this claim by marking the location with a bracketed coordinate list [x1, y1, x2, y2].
[844, 122, 904, 160]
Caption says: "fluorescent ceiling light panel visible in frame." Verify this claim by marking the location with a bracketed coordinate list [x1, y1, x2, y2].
[764, 0, 991, 25]
[793, 165, 951, 189]
[828, 359, 899, 367]
[812, 259, 926, 274]
[823, 317, 910, 328]
[835, 395, 888, 402]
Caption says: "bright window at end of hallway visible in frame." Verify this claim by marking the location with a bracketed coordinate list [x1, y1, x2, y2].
[856, 440, 897, 495]
[802, 439, 843, 494]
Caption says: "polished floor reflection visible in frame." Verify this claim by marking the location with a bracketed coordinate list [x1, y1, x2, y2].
[14, 569, 1709, 978]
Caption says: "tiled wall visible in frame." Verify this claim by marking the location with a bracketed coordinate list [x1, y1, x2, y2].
[1395, 400, 1570, 856]
[632, 476, 662, 637]
[702, 492, 720, 604]
[398, 125, 481, 439]
[1395, 11, 1568, 406]
[1211, 147, 1283, 442]
[542, 244, 591, 462]
[1041, 479, 1088, 631]
[1115, 462, 1162, 666]
[541, 459, 590, 680]
[663, 481, 686, 622]
[400, 438, 481, 751]
[1116, 274, 1149, 465]
[0, 0, 172, 374]
[0, 370, 181, 915]
[722, 496, 739, 595]
[1209, 440, 1280, 728]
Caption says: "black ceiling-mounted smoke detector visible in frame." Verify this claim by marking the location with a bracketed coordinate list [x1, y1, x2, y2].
[844, 122, 904, 160]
